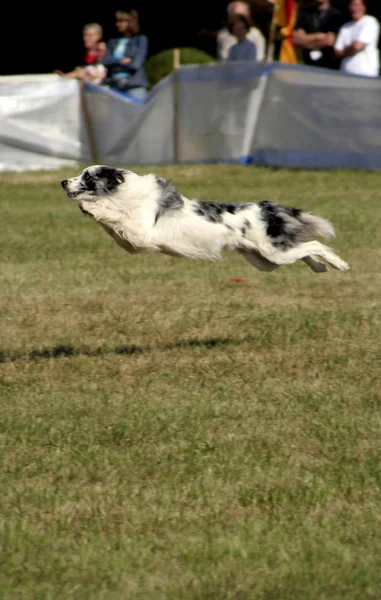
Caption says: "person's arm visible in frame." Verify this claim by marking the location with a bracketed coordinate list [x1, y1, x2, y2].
[97, 41, 107, 63]
[248, 28, 265, 61]
[335, 40, 365, 59]
[226, 45, 235, 61]
[216, 29, 231, 60]
[102, 40, 123, 68]
[54, 66, 85, 79]
[335, 19, 378, 59]
[122, 35, 149, 74]
[292, 29, 336, 49]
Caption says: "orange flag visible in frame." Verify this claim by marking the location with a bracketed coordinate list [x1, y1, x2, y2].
[274, 0, 298, 63]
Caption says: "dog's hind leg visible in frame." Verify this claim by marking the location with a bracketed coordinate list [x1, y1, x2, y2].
[262, 241, 349, 271]
[302, 256, 328, 273]
[238, 250, 280, 272]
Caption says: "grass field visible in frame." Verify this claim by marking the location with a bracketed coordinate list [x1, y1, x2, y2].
[1, 165, 381, 599]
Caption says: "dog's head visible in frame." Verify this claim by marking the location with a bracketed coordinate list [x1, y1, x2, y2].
[61, 165, 129, 203]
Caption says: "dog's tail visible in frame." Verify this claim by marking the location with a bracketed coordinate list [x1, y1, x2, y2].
[258, 201, 336, 244]
[297, 211, 335, 241]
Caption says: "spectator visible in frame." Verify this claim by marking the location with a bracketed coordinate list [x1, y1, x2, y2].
[334, 0, 380, 77]
[292, 0, 344, 70]
[102, 8, 149, 101]
[54, 23, 106, 84]
[217, 1, 266, 61]
[227, 15, 257, 61]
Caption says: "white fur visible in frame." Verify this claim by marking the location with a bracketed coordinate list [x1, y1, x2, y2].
[61, 166, 350, 273]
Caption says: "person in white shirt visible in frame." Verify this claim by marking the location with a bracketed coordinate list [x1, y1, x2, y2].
[217, 1, 266, 61]
[334, 0, 380, 77]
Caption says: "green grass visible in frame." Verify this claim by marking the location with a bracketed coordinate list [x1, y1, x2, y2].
[146, 47, 215, 89]
[1, 165, 381, 599]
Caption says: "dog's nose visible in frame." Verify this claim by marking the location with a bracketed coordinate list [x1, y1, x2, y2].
[61, 180, 68, 189]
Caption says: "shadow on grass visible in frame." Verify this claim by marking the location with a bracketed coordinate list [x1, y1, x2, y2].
[0, 337, 241, 364]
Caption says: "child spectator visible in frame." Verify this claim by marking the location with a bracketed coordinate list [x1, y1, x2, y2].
[217, 1, 265, 61]
[54, 23, 106, 84]
[102, 8, 149, 101]
[334, 0, 380, 77]
[227, 15, 257, 61]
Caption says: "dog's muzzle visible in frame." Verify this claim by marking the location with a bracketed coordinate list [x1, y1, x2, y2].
[61, 180, 81, 200]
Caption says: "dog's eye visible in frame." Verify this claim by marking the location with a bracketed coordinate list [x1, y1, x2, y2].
[83, 171, 96, 191]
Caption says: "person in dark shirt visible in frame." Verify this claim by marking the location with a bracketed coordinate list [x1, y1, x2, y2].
[292, 0, 344, 69]
[102, 8, 149, 101]
[227, 15, 257, 61]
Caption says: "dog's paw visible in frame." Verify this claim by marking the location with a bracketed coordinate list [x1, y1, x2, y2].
[313, 261, 328, 273]
[333, 258, 350, 271]
[303, 256, 328, 273]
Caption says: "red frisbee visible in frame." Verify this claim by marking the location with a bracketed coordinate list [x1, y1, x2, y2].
[230, 277, 251, 283]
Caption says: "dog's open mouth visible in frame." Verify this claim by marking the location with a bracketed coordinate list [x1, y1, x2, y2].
[66, 191, 84, 199]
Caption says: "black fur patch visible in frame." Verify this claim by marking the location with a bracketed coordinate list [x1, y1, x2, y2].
[194, 201, 247, 223]
[155, 178, 184, 223]
[83, 170, 97, 192]
[241, 218, 252, 236]
[258, 201, 301, 239]
[95, 167, 125, 192]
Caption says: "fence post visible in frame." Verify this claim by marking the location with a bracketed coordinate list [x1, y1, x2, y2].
[79, 80, 99, 164]
[266, 0, 280, 63]
[173, 49, 180, 164]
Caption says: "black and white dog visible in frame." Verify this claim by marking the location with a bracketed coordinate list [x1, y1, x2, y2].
[61, 165, 349, 273]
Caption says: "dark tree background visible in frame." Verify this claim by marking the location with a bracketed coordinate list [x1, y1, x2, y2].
[1, 0, 380, 76]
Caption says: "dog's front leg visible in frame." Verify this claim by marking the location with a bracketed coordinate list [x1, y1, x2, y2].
[79, 202, 156, 254]
[79, 201, 101, 219]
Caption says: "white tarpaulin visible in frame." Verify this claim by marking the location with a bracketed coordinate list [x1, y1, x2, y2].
[1, 64, 381, 172]
[0, 75, 89, 171]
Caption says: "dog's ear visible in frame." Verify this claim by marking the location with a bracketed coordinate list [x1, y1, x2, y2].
[154, 176, 184, 223]
[155, 176, 170, 189]
[97, 166, 126, 190]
